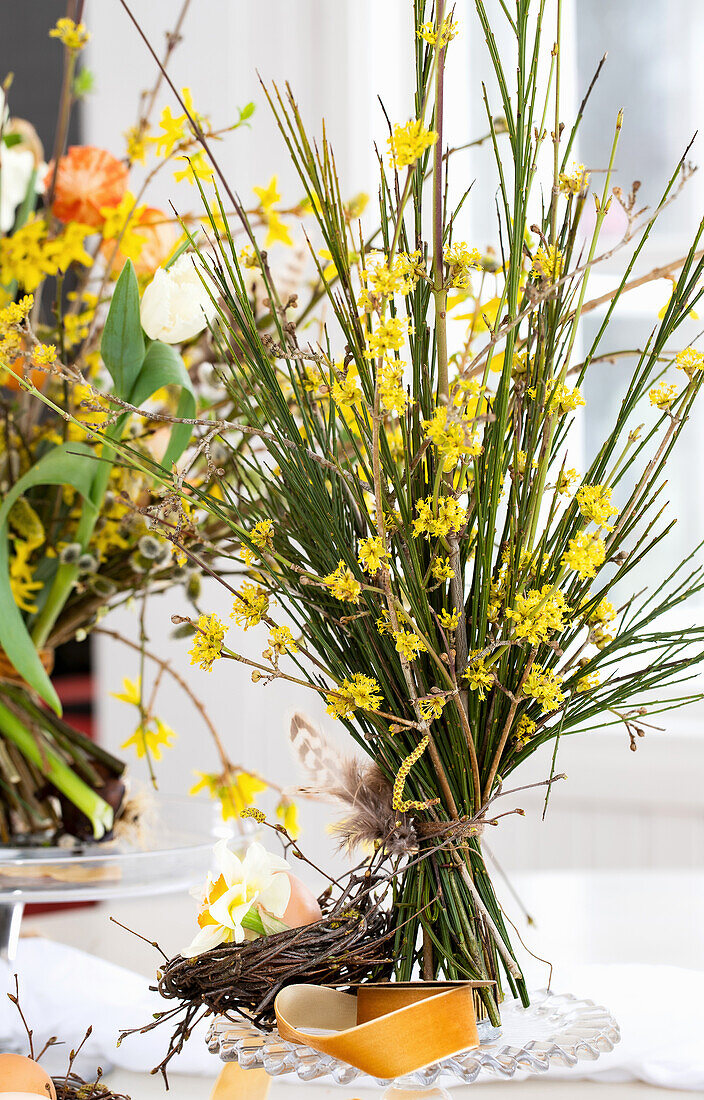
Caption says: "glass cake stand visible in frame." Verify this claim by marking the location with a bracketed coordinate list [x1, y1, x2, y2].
[0, 794, 239, 961]
[207, 989, 620, 1095]
[0, 794, 247, 1072]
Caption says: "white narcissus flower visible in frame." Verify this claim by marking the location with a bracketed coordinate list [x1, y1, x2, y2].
[140, 251, 218, 344]
[182, 839, 291, 958]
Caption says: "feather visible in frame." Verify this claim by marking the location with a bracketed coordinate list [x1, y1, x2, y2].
[289, 712, 417, 855]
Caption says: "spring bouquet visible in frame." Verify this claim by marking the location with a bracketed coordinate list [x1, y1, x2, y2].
[0, 11, 279, 843]
[24, 0, 704, 1038]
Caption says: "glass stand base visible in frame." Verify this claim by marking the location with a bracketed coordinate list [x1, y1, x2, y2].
[383, 1089, 451, 1100]
[0, 901, 24, 962]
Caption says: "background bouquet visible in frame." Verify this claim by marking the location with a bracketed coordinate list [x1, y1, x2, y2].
[0, 11, 279, 843]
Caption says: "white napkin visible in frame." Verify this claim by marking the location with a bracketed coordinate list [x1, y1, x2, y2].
[0, 937, 216, 1078]
[538, 961, 704, 1091]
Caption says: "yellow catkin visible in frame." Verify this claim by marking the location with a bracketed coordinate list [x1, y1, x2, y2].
[392, 735, 441, 812]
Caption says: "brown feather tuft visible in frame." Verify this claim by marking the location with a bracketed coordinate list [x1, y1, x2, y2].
[289, 713, 417, 854]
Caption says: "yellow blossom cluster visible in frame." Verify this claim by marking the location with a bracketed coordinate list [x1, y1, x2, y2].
[100, 192, 158, 262]
[417, 18, 459, 46]
[358, 251, 421, 308]
[250, 519, 274, 550]
[443, 242, 481, 290]
[232, 583, 270, 629]
[505, 585, 570, 645]
[323, 560, 362, 603]
[514, 714, 537, 746]
[559, 163, 590, 195]
[378, 357, 408, 415]
[393, 629, 426, 662]
[451, 376, 482, 409]
[252, 175, 293, 247]
[357, 536, 389, 574]
[122, 716, 176, 761]
[586, 596, 617, 649]
[556, 467, 580, 495]
[675, 346, 704, 379]
[190, 769, 267, 821]
[0, 218, 92, 292]
[387, 119, 438, 169]
[326, 673, 383, 719]
[464, 653, 494, 699]
[422, 405, 482, 470]
[189, 613, 226, 671]
[514, 450, 537, 476]
[125, 125, 149, 164]
[649, 382, 678, 410]
[9, 540, 43, 612]
[32, 344, 57, 367]
[575, 484, 619, 530]
[331, 364, 363, 410]
[8, 497, 45, 612]
[562, 531, 606, 580]
[364, 316, 411, 358]
[531, 244, 564, 284]
[431, 556, 455, 582]
[412, 494, 467, 539]
[417, 694, 447, 720]
[0, 295, 33, 373]
[150, 87, 213, 185]
[522, 664, 565, 713]
[49, 17, 90, 50]
[438, 608, 460, 631]
[174, 150, 214, 186]
[577, 670, 601, 693]
[265, 625, 298, 657]
[547, 381, 585, 416]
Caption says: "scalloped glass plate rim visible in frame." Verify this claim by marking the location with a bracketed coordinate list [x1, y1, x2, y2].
[206, 988, 621, 1087]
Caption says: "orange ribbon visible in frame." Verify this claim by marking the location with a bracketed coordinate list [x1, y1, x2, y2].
[211, 981, 484, 1094]
[274, 981, 479, 1078]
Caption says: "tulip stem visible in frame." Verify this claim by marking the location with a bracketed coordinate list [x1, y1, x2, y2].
[31, 417, 126, 648]
[0, 697, 113, 839]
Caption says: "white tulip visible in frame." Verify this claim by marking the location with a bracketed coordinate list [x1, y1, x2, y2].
[140, 252, 218, 344]
[0, 143, 42, 233]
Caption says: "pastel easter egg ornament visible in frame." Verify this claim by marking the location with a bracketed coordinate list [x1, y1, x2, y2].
[0, 1052, 57, 1098]
[281, 872, 322, 929]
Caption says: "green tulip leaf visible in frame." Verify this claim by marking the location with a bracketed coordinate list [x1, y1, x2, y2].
[0, 443, 98, 713]
[129, 339, 196, 468]
[101, 259, 145, 398]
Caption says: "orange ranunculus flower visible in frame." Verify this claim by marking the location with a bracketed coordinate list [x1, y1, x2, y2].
[47, 145, 128, 228]
[1, 339, 48, 393]
[101, 206, 178, 276]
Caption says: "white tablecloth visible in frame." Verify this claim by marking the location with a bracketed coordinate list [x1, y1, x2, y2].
[1, 938, 703, 1090]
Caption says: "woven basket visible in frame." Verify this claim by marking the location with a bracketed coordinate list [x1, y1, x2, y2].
[0, 647, 54, 687]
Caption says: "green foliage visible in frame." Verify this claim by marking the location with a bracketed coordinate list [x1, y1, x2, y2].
[0, 443, 97, 712]
[108, 0, 704, 1004]
[101, 260, 145, 398]
[129, 339, 195, 468]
